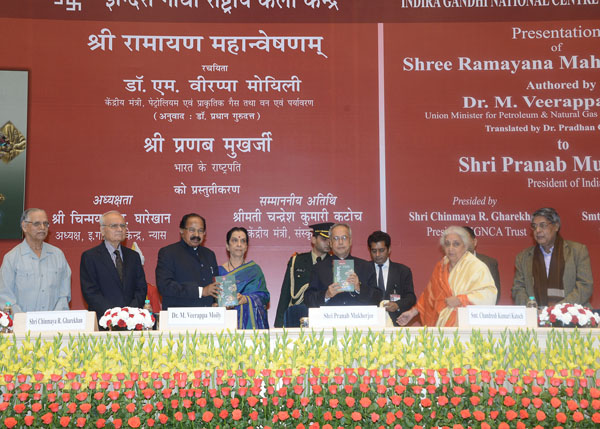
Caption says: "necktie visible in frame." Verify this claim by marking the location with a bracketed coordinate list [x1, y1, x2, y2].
[114, 250, 124, 283]
[378, 264, 385, 291]
[316, 256, 322, 263]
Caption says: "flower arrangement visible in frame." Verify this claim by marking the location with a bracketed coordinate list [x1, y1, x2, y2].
[0, 310, 12, 333]
[1, 367, 600, 428]
[99, 306, 155, 330]
[539, 303, 600, 328]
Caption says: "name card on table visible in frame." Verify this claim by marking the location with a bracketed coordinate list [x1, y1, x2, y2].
[458, 306, 538, 328]
[13, 311, 97, 334]
[308, 306, 386, 329]
[159, 308, 237, 331]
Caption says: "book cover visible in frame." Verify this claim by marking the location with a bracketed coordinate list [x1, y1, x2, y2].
[333, 259, 355, 292]
[216, 275, 239, 307]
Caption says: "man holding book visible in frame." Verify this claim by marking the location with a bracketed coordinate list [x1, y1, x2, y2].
[305, 223, 382, 307]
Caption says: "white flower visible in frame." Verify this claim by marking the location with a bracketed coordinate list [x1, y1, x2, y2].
[0, 311, 11, 328]
[539, 303, 600, 327]
[99, 306, 154, 330]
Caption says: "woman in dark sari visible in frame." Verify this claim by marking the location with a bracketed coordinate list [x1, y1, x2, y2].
[218, 227, 270, 329]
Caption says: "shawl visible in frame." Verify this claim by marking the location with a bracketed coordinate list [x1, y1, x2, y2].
[532, 234, 565, 306]
[417, 252, 497, 327]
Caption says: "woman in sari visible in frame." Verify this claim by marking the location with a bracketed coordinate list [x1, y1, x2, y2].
[397, 226, 497, 327]
[218, 227, 270, 329]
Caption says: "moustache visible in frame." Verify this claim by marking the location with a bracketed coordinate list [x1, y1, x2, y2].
[190, 236, 201, 241]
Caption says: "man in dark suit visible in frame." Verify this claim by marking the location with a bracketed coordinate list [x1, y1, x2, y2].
[80, 211, 147, 320]
[305, 223, 382, 308]
[155, 213, 220, 309]
[463, 226, 501, 304]
[274, 222, 333, 328]
[367, 231, 416, 326]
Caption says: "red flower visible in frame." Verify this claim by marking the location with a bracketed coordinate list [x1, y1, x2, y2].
[60, 416, 71, 427]
[503, 396, 516, 407]
[13, 403, 25, 414]
[437, 396, 449, 406]
[506, 410, 517, 421]
[403, 397, 415, 406]
[201, 411, 213, 422]
[76, 417, 86, 427]
[551, 397, 562, 408]
[556, 412, 567, 423]
[460, 410, 471, 419]
[24, 415, 34, 426]
[96, 419, 106, 428]
[536, 410, 546, 421]
[359, 397, 371, 408]
[218, 410, 228, 419]
[351, 411, 362, 421]
[592, 413, 600, 424]
[573, 411, 584, 422]
[41, 413, 53, 425]
[473, 410, 485, 421]
[113, 419, 122, 428]
[323, 411, 333, 421]
[3, 418, 18, 428]
[346, 396, 356, 407]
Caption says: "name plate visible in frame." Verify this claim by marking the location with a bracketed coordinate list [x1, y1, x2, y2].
[14, 311, 97, 334]
[159, 308, 237, 331]
[458, 306, 537, 328]
[309, 306, 386, 329]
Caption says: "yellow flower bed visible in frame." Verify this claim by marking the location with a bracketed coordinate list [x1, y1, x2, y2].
[0, 328, 598, 381]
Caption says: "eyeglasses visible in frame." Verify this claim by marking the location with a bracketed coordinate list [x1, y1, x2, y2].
[332, 235, 349, 242]
[530, 222, 553, 231]
[184, 227, 205, 234]
[24, 221, 50, 228]
[102, 223, 128, 230]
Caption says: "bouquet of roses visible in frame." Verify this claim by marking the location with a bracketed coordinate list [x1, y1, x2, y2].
[0, 310, 12, 332]
[99, 306, 155, 330]
[539, 303, 600, 328]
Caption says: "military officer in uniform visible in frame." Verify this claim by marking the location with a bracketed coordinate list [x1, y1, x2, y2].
[274, 222, 333, 327]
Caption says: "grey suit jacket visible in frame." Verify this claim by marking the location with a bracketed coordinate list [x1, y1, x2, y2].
[512, 240, 593, 307]
[476, 252, 501, 304]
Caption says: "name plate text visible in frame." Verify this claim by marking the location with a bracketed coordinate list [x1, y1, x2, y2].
[309, 306, 385, 328]
[25, 311, 89, 332]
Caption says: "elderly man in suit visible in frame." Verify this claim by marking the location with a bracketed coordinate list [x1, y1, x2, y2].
[463, 226, 501, 304]
[367, 231, 416, 326]
[80, 211, 147, 320]
[155, 213, 220, 309]
[305, 223, 382, 308]
[512, 207, 593, 307]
